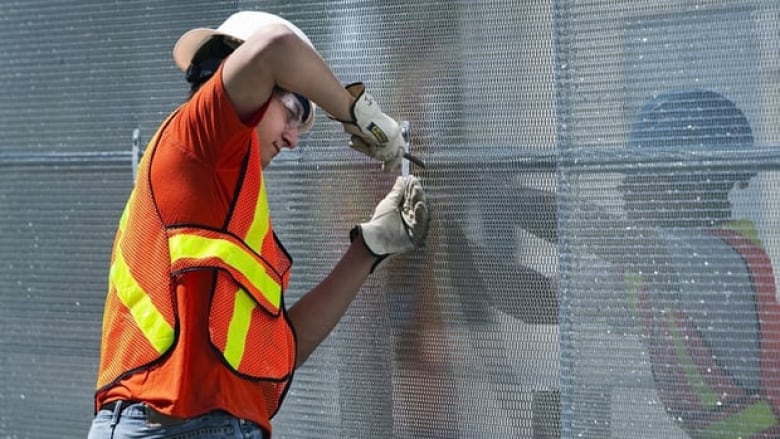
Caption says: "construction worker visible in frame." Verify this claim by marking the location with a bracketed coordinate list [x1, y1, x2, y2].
[623, 89, 780, 437]
[88, 11, 429, 439]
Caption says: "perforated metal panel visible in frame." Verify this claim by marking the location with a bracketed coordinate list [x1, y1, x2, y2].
[1, 1, 779, 438]
[556, 2, 780, 438]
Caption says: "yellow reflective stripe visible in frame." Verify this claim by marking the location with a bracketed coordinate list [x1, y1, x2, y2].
[700, 400, 778, 438]
[245, 176, 270, 250]
[169, 233, 281, 310]
[110, 249, 174, 353]
[118, 190, 135, 232]
[724, 219, 763, 248]
[223, 289, 255, 369]
[667, 313, 719, 408]
[623, 272, 641, 314]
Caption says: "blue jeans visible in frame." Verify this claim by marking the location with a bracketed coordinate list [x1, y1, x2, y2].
[87, 402, 269, 439]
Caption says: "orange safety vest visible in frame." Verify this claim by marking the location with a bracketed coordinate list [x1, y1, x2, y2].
[632, 221, 780, 437]
[96, 112, 295, 414]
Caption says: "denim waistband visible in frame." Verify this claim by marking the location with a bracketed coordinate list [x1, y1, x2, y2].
[97, 400, 269, 437]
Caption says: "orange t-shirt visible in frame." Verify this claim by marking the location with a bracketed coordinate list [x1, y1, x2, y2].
[96, 65, 282, 433]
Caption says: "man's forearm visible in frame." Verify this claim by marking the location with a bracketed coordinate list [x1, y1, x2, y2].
[287, 239, 377, 368]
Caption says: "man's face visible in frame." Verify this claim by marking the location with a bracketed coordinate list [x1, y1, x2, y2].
[256, 94, 302, 168]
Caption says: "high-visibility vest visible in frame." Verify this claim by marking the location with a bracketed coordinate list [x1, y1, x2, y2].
[632, 221, 780, 437]
[96, 112, 295, 413]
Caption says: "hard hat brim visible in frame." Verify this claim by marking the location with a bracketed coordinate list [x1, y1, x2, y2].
[173, 28, 227, 72]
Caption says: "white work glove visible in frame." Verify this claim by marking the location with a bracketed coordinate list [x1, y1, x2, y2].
[341, 82, 405, 171]
[351, 175, 430, 272]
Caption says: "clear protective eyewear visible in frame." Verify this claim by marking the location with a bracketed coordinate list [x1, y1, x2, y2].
[275, 90, 310, 131]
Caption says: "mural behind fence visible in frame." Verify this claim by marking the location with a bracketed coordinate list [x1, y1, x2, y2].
[0, 1, 778, 437]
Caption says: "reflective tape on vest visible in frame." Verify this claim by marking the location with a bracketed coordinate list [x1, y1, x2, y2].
[168, 227, 283, 315]
[666, 311, 720, 409]
[109, 247, 175, 354]
[700, 400, 778, 438]
[244, 175, 270, 251]
[223, 288, 256, 369]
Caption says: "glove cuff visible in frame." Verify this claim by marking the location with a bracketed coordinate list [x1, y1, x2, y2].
[327, 82, 366, 125]
[345, 82, 365, 97]
[350, 225, 386, 273]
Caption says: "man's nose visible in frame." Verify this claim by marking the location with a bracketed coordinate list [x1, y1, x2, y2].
[282, 127, 299, 149]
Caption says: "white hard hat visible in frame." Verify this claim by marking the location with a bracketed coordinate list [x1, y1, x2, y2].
[173, 11, 317, 130]
[172, 11, 315, 71]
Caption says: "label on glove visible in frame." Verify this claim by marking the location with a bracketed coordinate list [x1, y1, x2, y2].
[366, 122, 388, 143]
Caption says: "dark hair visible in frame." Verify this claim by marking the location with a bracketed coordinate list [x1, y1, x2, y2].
[186, 36, 239, 96]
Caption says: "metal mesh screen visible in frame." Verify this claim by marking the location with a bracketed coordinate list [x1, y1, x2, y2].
[556, 2, 780, 438]
[0, 1, 778, 438]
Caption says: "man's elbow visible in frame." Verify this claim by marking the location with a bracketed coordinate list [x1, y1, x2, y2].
[243, 23, 304, 63]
